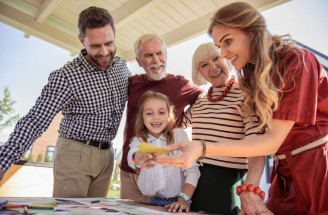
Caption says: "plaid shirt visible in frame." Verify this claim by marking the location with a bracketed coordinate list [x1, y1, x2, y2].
[0, 49, 131, 171]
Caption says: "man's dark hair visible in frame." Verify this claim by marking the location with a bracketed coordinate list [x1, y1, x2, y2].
[78, 6, 115, 39]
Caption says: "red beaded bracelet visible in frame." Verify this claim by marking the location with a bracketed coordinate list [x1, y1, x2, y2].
[236, 184, 265, 201]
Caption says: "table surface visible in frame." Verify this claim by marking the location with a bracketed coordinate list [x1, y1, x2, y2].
[0, 197, 204, 214]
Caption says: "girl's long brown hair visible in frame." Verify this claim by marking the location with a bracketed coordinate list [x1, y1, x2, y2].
[135, 90, 176, 144]
[208, 2, 297, 129]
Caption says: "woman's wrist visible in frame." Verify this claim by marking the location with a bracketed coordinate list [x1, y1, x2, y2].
[236, 184, 265, 200]
[197, 140, 206, 166]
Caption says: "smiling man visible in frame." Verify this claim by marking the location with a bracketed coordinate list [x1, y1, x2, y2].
[119, 34, 202, 202]
[0, 6, 130, 198]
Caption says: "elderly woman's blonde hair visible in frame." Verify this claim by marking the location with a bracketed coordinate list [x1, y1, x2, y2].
[133, 34, 167, 58]
[192, 42, 220, 86]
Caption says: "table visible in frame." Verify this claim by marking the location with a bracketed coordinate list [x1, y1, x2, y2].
[0, 197, 204, 214]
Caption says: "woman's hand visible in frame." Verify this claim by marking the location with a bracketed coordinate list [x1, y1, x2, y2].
[164, 198, 189, 213]
[239, 192, 273, 215]
[135, 151, 157, 169]
[156, 140, 203, 168]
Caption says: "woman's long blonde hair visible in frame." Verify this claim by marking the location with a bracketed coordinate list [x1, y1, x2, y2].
[135, 90, 176, 144]
[208, 2, 297, 128]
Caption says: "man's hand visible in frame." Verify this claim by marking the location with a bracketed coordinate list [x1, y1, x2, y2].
[0, 169, 5, 182]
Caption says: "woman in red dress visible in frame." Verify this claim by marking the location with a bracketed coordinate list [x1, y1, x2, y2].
[156, 2, 328, 215]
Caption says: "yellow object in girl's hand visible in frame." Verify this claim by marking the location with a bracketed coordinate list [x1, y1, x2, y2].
[137, 142, 168, 157]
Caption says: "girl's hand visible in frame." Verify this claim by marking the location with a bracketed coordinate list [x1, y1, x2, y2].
[164, 197, 189, 213]
[135, 151, 157, 168]
[156, 141, 203, 168]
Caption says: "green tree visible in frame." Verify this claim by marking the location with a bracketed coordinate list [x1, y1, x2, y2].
[27, 153, 33, 161]
[112, 163, 119, 181]
[0, 86, 20, 132]
[44, 156, 51, 163]
[36, 152, 43, 162]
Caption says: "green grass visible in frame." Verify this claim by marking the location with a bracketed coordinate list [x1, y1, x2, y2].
[107, 179, 120, 198]
[107, 188, 120, 198]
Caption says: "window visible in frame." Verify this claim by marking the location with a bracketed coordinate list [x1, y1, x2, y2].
[45, 146, 56, 162]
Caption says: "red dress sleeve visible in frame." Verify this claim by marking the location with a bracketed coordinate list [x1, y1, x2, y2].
[273, 48, 323, 125]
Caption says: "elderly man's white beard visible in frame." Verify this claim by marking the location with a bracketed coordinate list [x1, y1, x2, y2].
[146, 63, 166, 81]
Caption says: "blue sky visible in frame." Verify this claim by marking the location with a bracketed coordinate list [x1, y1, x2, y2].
[0, 0, 327, 149]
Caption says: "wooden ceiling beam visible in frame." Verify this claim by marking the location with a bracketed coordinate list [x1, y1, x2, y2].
[122, 12, 214, 62]
[36, 0, 62, 23]
[113, 0, 159, 29]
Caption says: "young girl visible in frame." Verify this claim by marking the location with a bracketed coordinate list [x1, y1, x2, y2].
[157, 2, 328, 215]
[127, 90, 200, 213]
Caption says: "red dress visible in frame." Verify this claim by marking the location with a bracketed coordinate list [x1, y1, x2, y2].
[266, 48, 328, 214]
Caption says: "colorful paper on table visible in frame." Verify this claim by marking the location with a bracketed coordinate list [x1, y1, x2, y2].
[137, 142, 168, 157]
[0, 200, 8, 206]
[1, 197, 178, 215]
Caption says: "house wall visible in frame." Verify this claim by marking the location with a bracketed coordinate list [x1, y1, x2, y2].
[29, 113, 62, 162]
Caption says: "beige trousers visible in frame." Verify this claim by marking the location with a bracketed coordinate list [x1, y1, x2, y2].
[120, 169, 149, 203]
[53, 136, 114, 197]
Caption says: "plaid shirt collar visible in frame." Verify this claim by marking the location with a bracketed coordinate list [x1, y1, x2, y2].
[79, 49, 118, 73]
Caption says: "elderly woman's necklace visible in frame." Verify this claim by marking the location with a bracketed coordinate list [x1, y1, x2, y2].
[207, 76, 236, 102]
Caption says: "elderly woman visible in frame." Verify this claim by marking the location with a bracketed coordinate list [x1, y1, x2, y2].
[183, 42, 266, 215]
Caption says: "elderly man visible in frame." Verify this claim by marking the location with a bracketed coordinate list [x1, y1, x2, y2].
[0, 6, 130, 197]
[119, 34, 202, 202]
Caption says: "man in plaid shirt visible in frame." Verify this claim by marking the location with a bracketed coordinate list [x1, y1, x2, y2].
[0, 6, 130, 197]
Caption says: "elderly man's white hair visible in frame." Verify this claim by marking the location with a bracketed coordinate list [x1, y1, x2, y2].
[133, 34, 167, 58]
